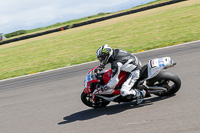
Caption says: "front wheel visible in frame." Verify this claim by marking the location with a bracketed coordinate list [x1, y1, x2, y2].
[81, 92, 110, 108]
[147, 71, 181, 97]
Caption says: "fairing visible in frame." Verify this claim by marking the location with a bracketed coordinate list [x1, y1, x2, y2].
[148, 57, 175, 79]
[84, 67, 128, 94]
[84, 66, 99, 94]
[102, 69, 127, 88]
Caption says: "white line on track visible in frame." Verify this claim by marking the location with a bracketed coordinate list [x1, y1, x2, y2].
[0, 40, 199, 82]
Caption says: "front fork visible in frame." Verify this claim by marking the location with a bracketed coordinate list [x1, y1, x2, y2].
[84, 83, 101, 102]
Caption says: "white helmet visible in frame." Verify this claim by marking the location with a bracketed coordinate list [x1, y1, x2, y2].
[96, 44, 113, 65]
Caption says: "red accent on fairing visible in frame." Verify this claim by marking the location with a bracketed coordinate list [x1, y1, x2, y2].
[112, 90, 121, 95]
[83, 88, 90, 94]
[102, 69, 128, 87]
[102, 69, 112, 84]
[83, 79, 99, 94]
[84, 67, 127, 95]
[88, 66, 98, 74]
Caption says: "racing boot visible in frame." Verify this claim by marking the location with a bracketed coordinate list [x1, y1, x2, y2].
[135, 89, 146, 104]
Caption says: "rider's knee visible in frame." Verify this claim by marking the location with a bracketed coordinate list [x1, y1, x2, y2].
[120, 87, 136, 96]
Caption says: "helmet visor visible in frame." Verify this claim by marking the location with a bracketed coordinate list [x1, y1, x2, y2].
[97, 54, 109, 65]
[97, 56, 105, 63]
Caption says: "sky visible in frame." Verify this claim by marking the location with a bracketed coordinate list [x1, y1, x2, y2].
[0, 0, 155, 34]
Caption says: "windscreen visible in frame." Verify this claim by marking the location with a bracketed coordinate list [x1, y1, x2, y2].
[84, 68, 97, 88]
[87, 69, 96, 81]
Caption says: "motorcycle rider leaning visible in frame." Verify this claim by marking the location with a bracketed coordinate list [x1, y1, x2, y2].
[95, 44, 146, 104]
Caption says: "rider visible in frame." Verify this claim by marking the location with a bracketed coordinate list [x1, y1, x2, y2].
[95, 44, 146, 104]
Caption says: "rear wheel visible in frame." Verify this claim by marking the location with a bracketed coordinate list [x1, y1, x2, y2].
[81, 92, 110, 108]
[147, 71, 181, 97]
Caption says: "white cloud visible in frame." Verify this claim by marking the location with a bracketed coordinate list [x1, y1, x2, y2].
[0, 0, 155, 34]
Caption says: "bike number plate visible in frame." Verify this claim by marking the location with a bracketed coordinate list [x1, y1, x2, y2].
[150, 58, 165, 68]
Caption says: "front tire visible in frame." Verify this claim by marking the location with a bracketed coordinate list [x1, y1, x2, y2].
[81, 92, 110, 108]
[147, 71, 181, 97]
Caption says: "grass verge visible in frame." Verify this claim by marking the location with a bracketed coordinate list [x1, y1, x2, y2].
[0, 0, 200, 80]
[5, 0, 171, 39]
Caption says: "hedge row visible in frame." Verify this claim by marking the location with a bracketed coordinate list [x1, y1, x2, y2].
[0, 0, 185, 45]
[70, 0, 186, 28]
[0, 25, 70, 45]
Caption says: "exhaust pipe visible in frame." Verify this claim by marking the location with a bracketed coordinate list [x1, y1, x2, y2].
[148, 86, 167, 91]
[148, 90, 165, 94]
[164, 60, 177, 69]
[147, 86, 167, 94]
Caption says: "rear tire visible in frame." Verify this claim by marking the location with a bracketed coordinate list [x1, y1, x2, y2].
[81, 92, 110, 108]
[147, 71, 181, 97]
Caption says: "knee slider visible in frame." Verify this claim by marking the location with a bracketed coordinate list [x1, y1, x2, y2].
[120, 89, 129, 96]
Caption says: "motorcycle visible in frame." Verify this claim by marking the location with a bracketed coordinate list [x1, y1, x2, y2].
[81, 57, 181, 108]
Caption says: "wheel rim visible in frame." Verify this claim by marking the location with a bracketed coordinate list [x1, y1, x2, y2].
[84, 93, 108, 108]
[152, 79, 177, 96]
[154, 79, 175, 90]
[84, 93, 94, 106]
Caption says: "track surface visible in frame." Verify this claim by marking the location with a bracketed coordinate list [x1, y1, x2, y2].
[0, 41, 200, 133]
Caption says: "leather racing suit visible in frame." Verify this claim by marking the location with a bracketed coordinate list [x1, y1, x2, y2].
[105, 49, 142, 96]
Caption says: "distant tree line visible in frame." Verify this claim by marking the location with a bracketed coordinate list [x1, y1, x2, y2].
[5, 30, 27, 38]
[0, 0, 186, 45]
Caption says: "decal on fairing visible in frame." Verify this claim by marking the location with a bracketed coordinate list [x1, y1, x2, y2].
[108, 71, 111, 77]
[87, 70, 96, 81]
[150, 58, 166, 68]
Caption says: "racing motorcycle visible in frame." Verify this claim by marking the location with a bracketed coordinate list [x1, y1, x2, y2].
[81, 57, 181, 108]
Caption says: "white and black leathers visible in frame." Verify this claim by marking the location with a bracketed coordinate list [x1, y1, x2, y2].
[105, 49, 142, 96]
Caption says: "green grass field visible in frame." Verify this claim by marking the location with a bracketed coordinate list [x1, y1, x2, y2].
[5, 0, 171, 38]
[0, 0, 200, 80]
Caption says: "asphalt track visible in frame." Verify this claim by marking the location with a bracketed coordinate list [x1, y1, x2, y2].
[0, 41, 200, 133]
